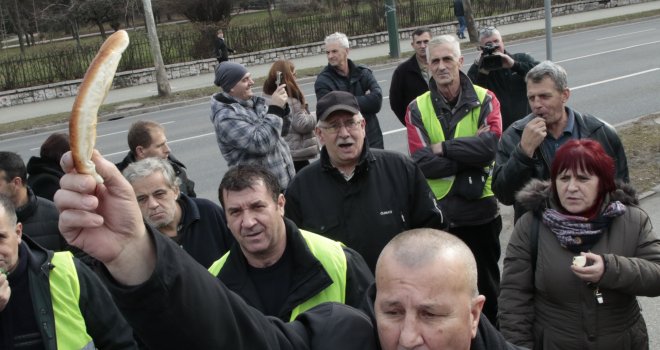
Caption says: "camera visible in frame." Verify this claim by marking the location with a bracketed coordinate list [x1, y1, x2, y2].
[479, 43, 503, 71]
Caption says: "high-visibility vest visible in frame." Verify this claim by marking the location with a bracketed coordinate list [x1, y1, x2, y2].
[208, 230, 347, 321]
[49, 252, 95, 349]
[416, 86, 494, 200]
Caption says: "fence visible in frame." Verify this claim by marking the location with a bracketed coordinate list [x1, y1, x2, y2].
[0, 0, 591, 90]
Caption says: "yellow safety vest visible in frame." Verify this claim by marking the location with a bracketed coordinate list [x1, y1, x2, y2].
[416, 86, 494, 200]
[49, 252, 95, 349]
[208, 230, 347, 322]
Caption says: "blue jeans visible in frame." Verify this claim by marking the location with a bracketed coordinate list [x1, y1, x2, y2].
[457, 16, 467, 34]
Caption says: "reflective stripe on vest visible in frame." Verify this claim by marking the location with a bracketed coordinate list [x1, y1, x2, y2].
[49, 252, 94, 350]
[208, 230, 347, 321]
[416, 86, 494, 200]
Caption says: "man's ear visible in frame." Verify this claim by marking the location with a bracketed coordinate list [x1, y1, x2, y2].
[470, 295, 486, 338]
[314, 127, 325, 145]
[135, 146, 146, 159]
[15, 222, 23, 244]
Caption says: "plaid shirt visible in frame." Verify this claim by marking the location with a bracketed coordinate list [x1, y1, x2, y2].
[210, 92, 295, 188]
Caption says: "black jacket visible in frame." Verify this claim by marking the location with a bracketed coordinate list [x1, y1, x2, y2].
[4, 236, 137, 349]
[389, 54, 429, 125]
[17, 187, 63, 251]
[492, 108, 630, 221]
[217, 218, 373, 321]
[116, 152, 197, 198]
[468, 51, 539, 131]
[360, 284, 527, 350]
[175, 193, 234, 268]
[284, 145, 445, 271]
[101, 228, 378, 350]
[213, 37, 233, 62]
[26, 156, 63, 202]
[315, 59, 384, 149]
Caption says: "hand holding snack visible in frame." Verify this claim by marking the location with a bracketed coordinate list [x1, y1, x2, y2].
[70, 30, 129, 184]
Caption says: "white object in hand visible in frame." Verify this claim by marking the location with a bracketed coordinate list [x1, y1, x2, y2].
[572, 255, 587, 267]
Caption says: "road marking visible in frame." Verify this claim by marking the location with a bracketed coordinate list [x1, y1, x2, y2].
[556, 40, 660, 63]
[571, 68, 660, 90]
[383, 127, 406, 136]
[596, 28, 656, 40]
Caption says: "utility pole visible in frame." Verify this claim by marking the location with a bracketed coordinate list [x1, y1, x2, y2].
[141, 0, 171, 97]
[544, 0, 553, 60]
[384, 0, 399, 58]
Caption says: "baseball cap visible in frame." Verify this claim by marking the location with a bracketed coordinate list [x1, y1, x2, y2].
[316, 91, 360, 122]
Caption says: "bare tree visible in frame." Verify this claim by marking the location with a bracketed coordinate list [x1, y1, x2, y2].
[141, 0, 170, 96]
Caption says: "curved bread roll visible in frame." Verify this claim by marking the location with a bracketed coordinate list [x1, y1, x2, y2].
[69, 30, 129, 183]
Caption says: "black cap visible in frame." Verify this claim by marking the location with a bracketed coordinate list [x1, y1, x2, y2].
[316, 91, 360, 122]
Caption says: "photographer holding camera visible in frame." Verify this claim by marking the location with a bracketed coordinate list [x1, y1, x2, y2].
[468, 26, 539, 131]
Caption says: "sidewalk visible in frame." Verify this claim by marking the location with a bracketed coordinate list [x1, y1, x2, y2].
[2, 0, 660, 125]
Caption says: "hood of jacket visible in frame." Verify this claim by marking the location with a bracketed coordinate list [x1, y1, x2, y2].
[515, 179, 638, 213]
[26, 156, 64, 178]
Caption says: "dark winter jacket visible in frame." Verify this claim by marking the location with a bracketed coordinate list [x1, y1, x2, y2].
[116, 152, 197, 198]
[213, 37, 233, 62]
[389, 54, 430, 125]
[315, 59, 384, 149]
[467, 51, 539, 130]
[101, 228, 378, 350]
[454, 0, 465, 16]
[174, 193, 234, 268]
[406, 72, 502, 228]
[216, 218, 373, 321]
[1, 236, 137, 349]
[16, 187, 63, 251]
[361, 284, 526, 350]
[285, 145, 445, 271]
[26, 156, 63, 202]
[499, 180, 660, 350]
[492, 108, 629, 221]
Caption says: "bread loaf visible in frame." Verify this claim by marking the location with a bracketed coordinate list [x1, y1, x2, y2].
[70, 30, 129, 183]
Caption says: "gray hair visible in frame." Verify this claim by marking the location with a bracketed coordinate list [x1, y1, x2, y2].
[122, 157, 181, 190]
[324, 32, 349, 48]
[526, 60, 568, 92]
[377, 228, 479, 297]
[0, 194, 17, 227]
[426, 35, 461, 63]
[478, 26, 501, 42]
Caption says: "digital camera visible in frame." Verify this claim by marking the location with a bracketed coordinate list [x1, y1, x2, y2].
[479, 43, 503, 71]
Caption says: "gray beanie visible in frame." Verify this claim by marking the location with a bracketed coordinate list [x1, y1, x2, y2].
[214, 62, 249, 92]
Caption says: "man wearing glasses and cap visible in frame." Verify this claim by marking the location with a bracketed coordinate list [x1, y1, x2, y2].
[284, 91, 445, 272]
[468, 26, 539, 131]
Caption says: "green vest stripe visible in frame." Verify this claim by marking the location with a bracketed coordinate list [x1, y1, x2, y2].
[49, 252, 94, 349]
[416, 87, 494, 200]
[208, 230, 347, 322]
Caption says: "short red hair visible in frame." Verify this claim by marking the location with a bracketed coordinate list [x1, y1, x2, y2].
[550, 139, 616, 212]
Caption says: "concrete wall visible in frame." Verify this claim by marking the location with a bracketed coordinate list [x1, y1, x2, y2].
[0, 0, 639, 108]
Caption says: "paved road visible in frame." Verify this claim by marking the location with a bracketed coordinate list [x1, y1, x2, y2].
[0, 18, 659, 346]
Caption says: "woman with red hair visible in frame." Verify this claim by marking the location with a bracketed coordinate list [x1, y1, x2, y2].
[263, 60, 318, 172]
[499, 139, 660, 349]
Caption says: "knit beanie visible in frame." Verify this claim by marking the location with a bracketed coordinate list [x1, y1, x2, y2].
[214, 62, 248, 92]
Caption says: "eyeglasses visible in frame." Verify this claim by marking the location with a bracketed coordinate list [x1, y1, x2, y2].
[319, 119, 362, 134]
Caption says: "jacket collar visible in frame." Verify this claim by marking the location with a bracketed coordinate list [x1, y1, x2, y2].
[176, 193, 199, 231]
[217, 218, 332, 319]
[16, 187, 38, 223]
[319, 142, 375, 180]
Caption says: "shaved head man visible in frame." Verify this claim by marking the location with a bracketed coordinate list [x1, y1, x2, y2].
[369, 229, 523, 350]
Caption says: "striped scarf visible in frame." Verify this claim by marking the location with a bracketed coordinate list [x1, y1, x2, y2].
[542, 201, 627, 253]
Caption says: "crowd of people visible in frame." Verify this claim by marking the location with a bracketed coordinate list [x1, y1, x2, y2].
[0, 26, 658, 350]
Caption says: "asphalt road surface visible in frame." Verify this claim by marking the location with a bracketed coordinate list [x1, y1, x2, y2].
[1, 18, 659, 346]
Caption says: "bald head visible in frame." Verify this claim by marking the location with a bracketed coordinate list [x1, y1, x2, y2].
[376, 228, 478, 297]
[374, 229, 484, 350]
